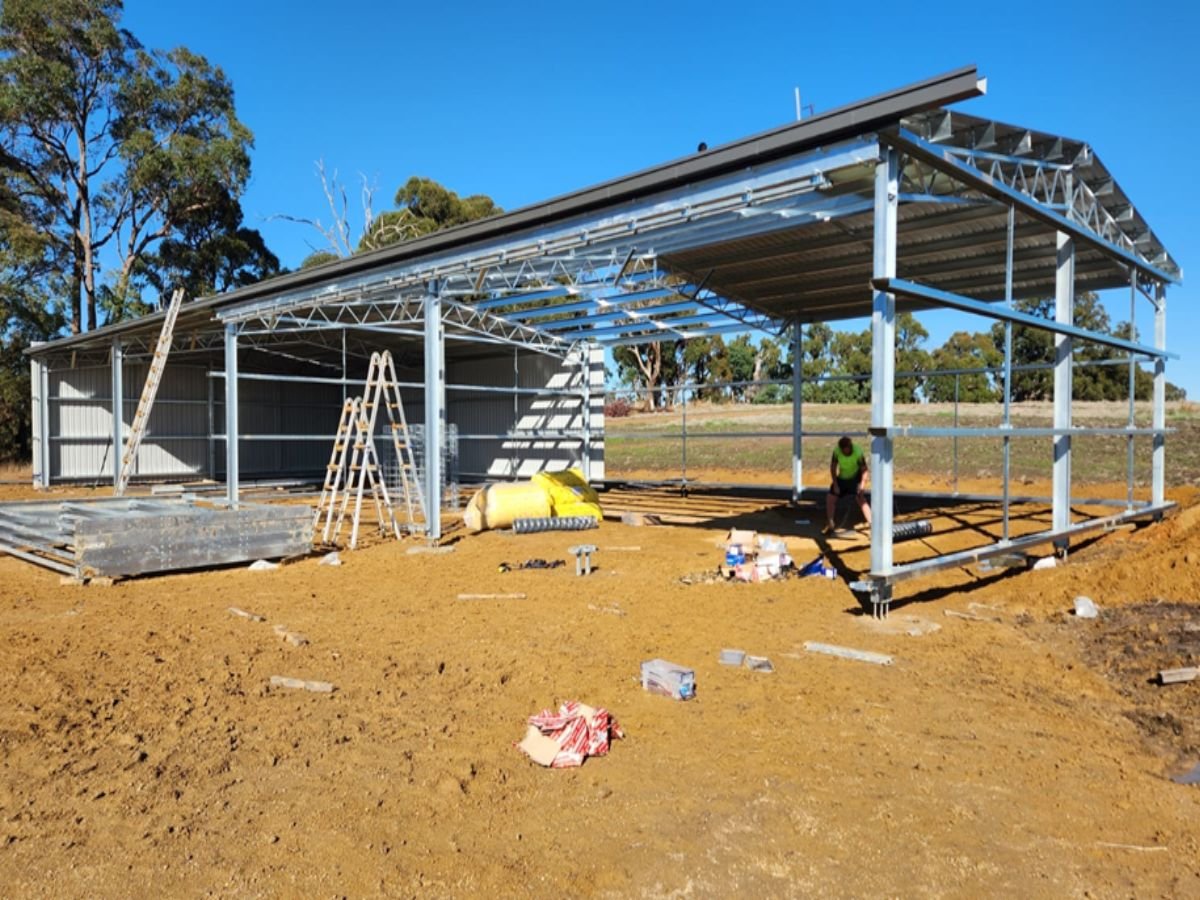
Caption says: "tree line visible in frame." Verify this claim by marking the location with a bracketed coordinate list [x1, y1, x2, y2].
[613, 301, 1186, 408]
[0, 0, 505, 463]
[0, 1, 1186, 468]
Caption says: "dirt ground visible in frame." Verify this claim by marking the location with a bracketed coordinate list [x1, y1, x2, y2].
[2, 471, 1200, 897]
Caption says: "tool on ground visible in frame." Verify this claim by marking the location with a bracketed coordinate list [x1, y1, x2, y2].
[114, 288, 184, 496]
[498, 558, 564, 573]
[568, 544, 596, 576]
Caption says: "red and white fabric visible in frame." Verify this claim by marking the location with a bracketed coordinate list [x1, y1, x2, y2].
[518, 700, 624, 768]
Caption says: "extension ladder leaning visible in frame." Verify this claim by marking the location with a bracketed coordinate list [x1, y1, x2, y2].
[114, 288, 184, 496]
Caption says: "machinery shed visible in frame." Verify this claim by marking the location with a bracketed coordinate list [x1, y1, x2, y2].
[25, 66, 1181, 608]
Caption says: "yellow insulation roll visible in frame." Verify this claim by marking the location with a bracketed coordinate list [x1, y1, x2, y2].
[462, 482, 553, 533]
[532, 468, 602, 521]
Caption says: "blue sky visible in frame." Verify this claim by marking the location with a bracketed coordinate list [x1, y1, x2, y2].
[123, 0, 1200, 395]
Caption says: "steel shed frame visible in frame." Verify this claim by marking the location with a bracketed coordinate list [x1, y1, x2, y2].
[25, 66, 1180, 599]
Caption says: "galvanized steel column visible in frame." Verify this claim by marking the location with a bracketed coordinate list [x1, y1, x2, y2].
[1153, 284, 1166, 507]
[111, 339, 124, 486]
[29, 349, 46, 489]
[792, 318, 803, 501]
[579, 344, 592, 482]
[870, 148, 898, 577]
[424, 289, 445, 541]
[1001, 206, 1015, 542]
[224, 323, 240, 509]
[1052, 231, 1074, 538]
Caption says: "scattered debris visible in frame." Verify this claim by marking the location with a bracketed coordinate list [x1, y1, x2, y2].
[1158, 667, 1198, 685]
[1170, 762, 1200, 785]
[1094, 841, 1169, 852]
[618, 511, 662, 527]
[318, 551, 342, 567]
[273, 624, 310, 647]
[797, 555, 836, 579]
[978, 553, 1026, 572]
[498, 559, 564, 573]
[587, 602, 625, 617]
[802, 642, 893, 666]
[641, 658, 696, 700]
[1031, 556, 1057, 570]
[1073, 596, 1100, 619]
[517, 700, 623, 768]
[269, 675, 334, 693]
[228, 606, 266, 623]
[90, 576, 117, 587]
[944, 609, 1002, 624]
[863, 614, 941, 636]
[458, 592, 527, 601]
[405, 544, 456, 556]
[744, 655, 774, 673]
[58, 575, 85, 586]
[569, 544, 597, 576]
[248, 559, 279, 571]
[719, 649, 746, 667]
[603, 545, 641, 552]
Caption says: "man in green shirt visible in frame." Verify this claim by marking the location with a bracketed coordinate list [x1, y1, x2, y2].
[825, 435, 871, 534]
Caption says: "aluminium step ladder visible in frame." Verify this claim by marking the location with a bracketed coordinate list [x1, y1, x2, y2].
[114, 288, 184, 496]
[364, 350, 427, 535]
[312, 350, 428, 549]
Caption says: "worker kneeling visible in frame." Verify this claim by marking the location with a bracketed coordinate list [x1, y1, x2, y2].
[825, 435, 871, 534]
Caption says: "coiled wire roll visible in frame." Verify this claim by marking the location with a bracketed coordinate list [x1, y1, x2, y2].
[512, 516, 598, 534]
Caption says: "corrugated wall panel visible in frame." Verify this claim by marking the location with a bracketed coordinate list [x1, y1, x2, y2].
[49, 362, 211, 482]
[212, 377, 343, 479]
[446, 346, 604, 480]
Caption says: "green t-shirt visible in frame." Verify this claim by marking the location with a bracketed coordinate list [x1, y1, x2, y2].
[833, 444, 865, 480]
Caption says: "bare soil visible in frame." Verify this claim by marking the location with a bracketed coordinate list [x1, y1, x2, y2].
[1, 473, 1200, 896]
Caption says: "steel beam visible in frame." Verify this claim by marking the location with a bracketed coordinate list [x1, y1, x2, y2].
[1052, 232, 1074, 539]
[1002, 205, 1014, 542]
[858, 501, 1174, 589]
[111, 339, 124, 487]
[872, 278, 1172, 359]
[1153, 285, 1166, 506]
[224, 323, 239, 509]
[869, 147, 899, 600]
[792, 319, 803, 501]
[424, 291, 445, 541]
[881, 128, 1179, 285]
[579, 345, 592, 481]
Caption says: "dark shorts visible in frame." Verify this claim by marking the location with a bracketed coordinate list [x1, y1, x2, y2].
[831, 476, 863, 496]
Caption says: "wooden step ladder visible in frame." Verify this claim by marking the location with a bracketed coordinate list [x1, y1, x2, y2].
[115, 288, 184, 496]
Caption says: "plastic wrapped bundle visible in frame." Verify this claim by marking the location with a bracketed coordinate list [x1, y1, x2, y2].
[512, 516, 598, 534]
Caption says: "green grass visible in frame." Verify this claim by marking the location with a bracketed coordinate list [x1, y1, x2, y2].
[603, 401, 1200, 487]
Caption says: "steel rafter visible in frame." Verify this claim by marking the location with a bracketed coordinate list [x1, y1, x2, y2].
[881, 128, 1178, 285]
